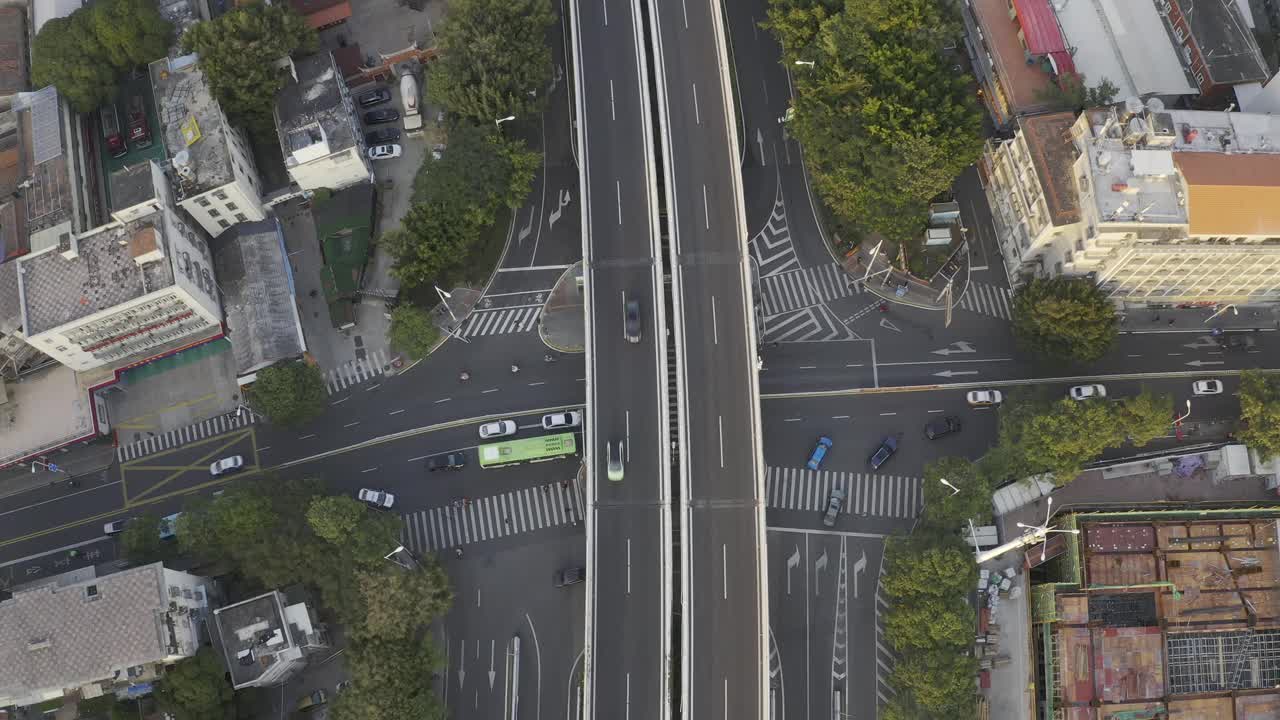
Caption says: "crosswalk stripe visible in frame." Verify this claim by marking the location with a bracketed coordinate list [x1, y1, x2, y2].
[763, 466, 923, 519]
[399, 481, 585, 553]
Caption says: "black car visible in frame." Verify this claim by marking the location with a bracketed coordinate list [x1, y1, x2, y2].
[1218, 334, 1258, 352]
[426, 452, 467, 472]
[363, 108, 400, 125]
[356, 87, 392, 107]
[924, 416, 961, 440]
[868, 436, 898, 470]
[365, 127, 401, 146]
[624, 298, 642, 343]
[555, 567, 585, 587]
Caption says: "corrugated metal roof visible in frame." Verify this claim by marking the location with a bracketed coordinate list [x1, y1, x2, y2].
[1012, 0, 1076, 75]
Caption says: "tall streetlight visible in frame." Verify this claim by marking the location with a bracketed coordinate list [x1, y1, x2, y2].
[1014, 496, 1081, 563]
[435, 285, 458, 323]
[794, 60, 815, 68]
[1174, 399, 1192, 425]
[1204, 304, 1238, 324]
[939, 478, 961, 496]
[495, 115, 516, 127]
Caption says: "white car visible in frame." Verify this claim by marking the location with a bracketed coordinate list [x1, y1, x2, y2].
[966, 389, 1003, 407]
[1192, 379, 1224, 396]
[209, 455, 245, 476]
[479, 420, 517, 439]
[1069, 384, 1107, 401]
[367, 144, 402, 160]
[103, 519, 128, 535]
[542, 411, 582, 430]
[358, 488, 395, 509]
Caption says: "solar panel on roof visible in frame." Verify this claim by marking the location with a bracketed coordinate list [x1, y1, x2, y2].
[29, 86, 62, 165]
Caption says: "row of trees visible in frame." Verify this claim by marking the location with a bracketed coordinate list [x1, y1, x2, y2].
[1239, 370, 1280, 460]
[765, 0, 984, 247]
[1011, 277, 1119, 363]
[125, 478, 453, 720]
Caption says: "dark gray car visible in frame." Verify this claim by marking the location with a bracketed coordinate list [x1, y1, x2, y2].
[426, 452, 467, 472]
[624, 299, 642, 343]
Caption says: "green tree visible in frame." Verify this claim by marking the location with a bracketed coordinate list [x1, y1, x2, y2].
[1239, 370, 1280, 460]
[120, 512, 167, 564]
[30, 14, 118, 112]
[889, 651, 979, 718]
[333, 638, 447, 720]
[351, 565, 454, 643]
[384, 203, 484, 288]
[90, 0, 172, 71]
[1034, 72, 1120, 112]
[181, 3, 316, 135]
[884, 594, 973, 652]
[881, 535, 976, 602]
[1117, 388, 1174, 447]
[1011, 277, 1118, 362]
[155, 647, 234, 720]
[920, 457, 992, 531]
[246, 361, 326, 427]
[427, 0, 555, 122]
[388, 304, 440, 360]
[306, 495, 403, 566]
[1020, 397, 1123, 484]
[762, 0, 840, 60]
[413, 123, 540, 219]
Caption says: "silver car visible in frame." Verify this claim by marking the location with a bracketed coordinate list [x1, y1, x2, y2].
[479, 420, 517, 439]
[823, 487, 846, 527]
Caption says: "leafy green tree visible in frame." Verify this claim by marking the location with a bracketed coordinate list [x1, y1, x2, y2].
[1011, 277, 1117, 362]
[155, 647, 234, 720]
[1020, 397, 1123, 484]
[333, 638, 447, 720]
[920, 457, 992, 531]
[90, 0, 172, 71]
[120, 512, 166, 564]
[246, 361, 326, 427]
[884, 594, 973, 652]
[384, 203, 484, 288]
[889, 651, 979, 718]
[1117, 388, 1174, 447]
[762, 0, 840, 60]
[1239, 371, 1280, 460]
[306, 495, 402, 566]
[181, 3, 316, 135]
[351, 565, 454, 643]
[413, 123, 540, 219]
[882, 535, 976, 602]
[30, 14, 119, 112]
[427, 0, 554, 122]
[388, 304, 440, 360]
[1034, 72, 1120, 112]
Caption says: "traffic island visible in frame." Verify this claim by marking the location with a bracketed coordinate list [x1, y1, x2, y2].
[539, 261, 585, 353]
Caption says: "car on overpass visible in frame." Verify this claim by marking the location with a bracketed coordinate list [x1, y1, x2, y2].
[806, 436, 833, 470]
[607, 441, 625, 481]
[624, 298, 642, 343]
[868, 436, 898, 470]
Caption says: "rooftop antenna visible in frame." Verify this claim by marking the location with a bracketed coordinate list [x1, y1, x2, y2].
[1015, 496, 1081, 563]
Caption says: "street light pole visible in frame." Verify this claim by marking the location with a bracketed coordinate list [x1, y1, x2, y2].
[1174, 399, 1192, 425]
[31, 459, 63, 474]
[495, 115, 516, 127]
[435, 285, 458, 323]
[939, 478, 961, 496]
[794, 60, 815, 67]
[1204, 304, 1238, 323]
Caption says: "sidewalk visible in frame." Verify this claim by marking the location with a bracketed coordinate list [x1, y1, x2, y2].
[1116, 303, 1280, 333]
[429, 287, 482, 343]
[841, 235, 972, 311]
[0, 440, 116, 501]
[538, 262, 585, 353]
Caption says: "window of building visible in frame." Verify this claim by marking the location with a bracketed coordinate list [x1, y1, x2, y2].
[196, 196, 211, 207]
[208, 209, 220, 218]
[213, 189, 228, 201]
[226, 202, 238, 211]
[218, 219, 231, 229]
[235, 213, 247, 222]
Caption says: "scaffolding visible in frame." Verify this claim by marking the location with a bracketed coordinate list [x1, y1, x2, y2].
[1165, 629, 1280, 694]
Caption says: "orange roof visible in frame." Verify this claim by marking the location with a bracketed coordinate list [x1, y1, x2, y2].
[290, 0, 350, 28]
[1174, 153, 1280, 236]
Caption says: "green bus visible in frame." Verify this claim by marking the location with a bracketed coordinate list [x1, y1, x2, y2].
[478, 433, 578, 468]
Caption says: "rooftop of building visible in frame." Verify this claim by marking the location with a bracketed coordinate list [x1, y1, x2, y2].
[14, 87, 75, 245]
[212, 590, 295, 688]
[969, 0, 1058, 117]
[211, 219, 306, 375]
[1174, 0, 1267, 86]
[0, 129, 28, 261]
[0, 362, 94, 467]
[288, 0, 351, 29]
[0, 562, 182, 702]
[1055, 0, 1196, 99]
[0, 8, 28, 99]
[30, 0, 83, 35]
[17, 211, 177, 336]
[109, 163, 159, 215]
[149, 56, 236, 198]
[1078, 106, 1280, 230]
[1174, 152, 1280, 236]
[276, 53, 357, 167]
[154, 0, 201, 44]
[1017, 111, 1081, 226]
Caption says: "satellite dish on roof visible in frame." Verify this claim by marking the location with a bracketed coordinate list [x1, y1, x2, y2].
[1145, 97, 1165, 113]
[1124, 97, 1144, 115]
[173, 150, 195, 180]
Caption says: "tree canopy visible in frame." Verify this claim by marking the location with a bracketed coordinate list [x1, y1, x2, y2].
[1239, 370, 1280, 460]
[1011, 277, 1118, 363]
[920, 457, 992, 531]
[120, 512, 169, 565]
[427, 0, 555, 123]
[246, 361, 326, 428]
[155, 647, 234, 720]
[772, 0, 984, 244]
[388, 304, 440, 360]
[181, 3, 316, 135]
[31, 0, 171, 112]
[1034, 72, 1120, 113]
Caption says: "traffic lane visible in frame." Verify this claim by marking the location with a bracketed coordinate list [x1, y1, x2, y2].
[0, 536, 119, 594]
[766, 529, 838, 720]
[726, 0, 791, 230]
[591, 507, 665, 720]
[119, 428, 258, 506]
[689, 509, 764, 720]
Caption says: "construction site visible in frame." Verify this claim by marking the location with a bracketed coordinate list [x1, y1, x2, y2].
[1029, 509, 1280, 720]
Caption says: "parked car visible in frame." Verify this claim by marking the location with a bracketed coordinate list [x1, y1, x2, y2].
[103, 519, 128, 535]
[358, 488, 395, 509]
[868, 436, 898, 470]
[367, 144, 402, 160]
[209, 455, 244, 476]
[426, 452, 467, 471]
[355, 87, 392, 107]
[542, 411, 582, 430]
[363, 108, 400, 125]
[806, 436, 833, 471]
[1069, 384, 1107, 401]
[555, 567, 585, 587]
[966, 389, 1003, 407]
[479, 420, 518, 439]
[1219, 334, 1258, 352]
[624, 299, 642, 343]
[924, 416, 962, 440]
[296, 690, 328, 712]
[607, 441, 624, 481]
[365, 127, 401, 146]
[1192, 379, 1224, 396]
[822, 487, 845, 528]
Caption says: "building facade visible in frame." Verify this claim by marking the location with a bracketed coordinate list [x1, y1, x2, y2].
[275, 52, 371, 193]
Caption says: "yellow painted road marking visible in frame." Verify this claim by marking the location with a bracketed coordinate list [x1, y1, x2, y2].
[125, 430, 251, 505]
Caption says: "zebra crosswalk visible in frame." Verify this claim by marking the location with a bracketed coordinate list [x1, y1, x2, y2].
[459, 306, 542, 338]
[748, 192, 799, 277]
[324, 349, 389, 395]
[761, 304, 857, 343]
[116, 411, 257, 462]
[765, 466, 922, 520]
[400, 480, 584, 553]
[956, 281, 1012, 321]
[759, 264, 860, 316]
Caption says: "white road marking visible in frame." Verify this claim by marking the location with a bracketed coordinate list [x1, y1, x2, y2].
[784, 418, 802, 422]
[682, 0, 688, 27]
[879, 412, 896, 416]
[693, 82, 701, 124]
[832, 415, 850, 419]
[927, 409, 944, 413]
[361, 467, 378, 473]
[602, 0, 608, 25]
[365, 383, 381, 391]
[718, 415, 725, 468]
[389, 409, 405, 415]
[712, 295, 719, 344]
[702, 184, 710, 229]
[435, 397, 452, 403]
[626, 537, 632, 594]
[610, 79, 616, 120]
[616, 180, 622, 225]
[331, 396, 349, 405]
[344, 421, 360, 427]
[722, 544, 728, 599]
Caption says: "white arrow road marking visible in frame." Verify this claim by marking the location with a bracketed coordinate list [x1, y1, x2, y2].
[853, 549, 867, 599]
[458, 640, 466, 688]
[1186, 360, 1225, 367]
[934, 369, 979, 377]
[931, 340, 976, 356]
[488, 639, 496, 690]
[879, 318, 901, 333]
[815, 548, 829, 597]
[786, 545, 800, 596]
[757, 127, 767, 166]
[517, 207, 534, 244]
[831, 538, 850, 686]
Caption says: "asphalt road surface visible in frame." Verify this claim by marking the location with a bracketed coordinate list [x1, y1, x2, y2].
[570, 0, 671, 716]
[651, 1, 767, 717]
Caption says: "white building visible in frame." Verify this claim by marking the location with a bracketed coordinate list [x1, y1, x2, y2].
[0, 562, 212, 708]
[150, 55, 266, 238]
[212, 589, 329, 689]
[982, 104, 1280, 306]
[275, 52, 371, 193]
[14, 161, 224, 371]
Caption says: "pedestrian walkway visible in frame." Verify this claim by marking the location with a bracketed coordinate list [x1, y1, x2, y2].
[460, 306, 543, 338]
[759, 264, 860, 316]
[324, 349, 389, 395]
[116, 411, 257, 463]
[764, 466, 922, 520]
[761, 305, 858, 343]
[400, 480, 584, 553]
[748, 191, 799, 277]
[956, 281, 1012, 321]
